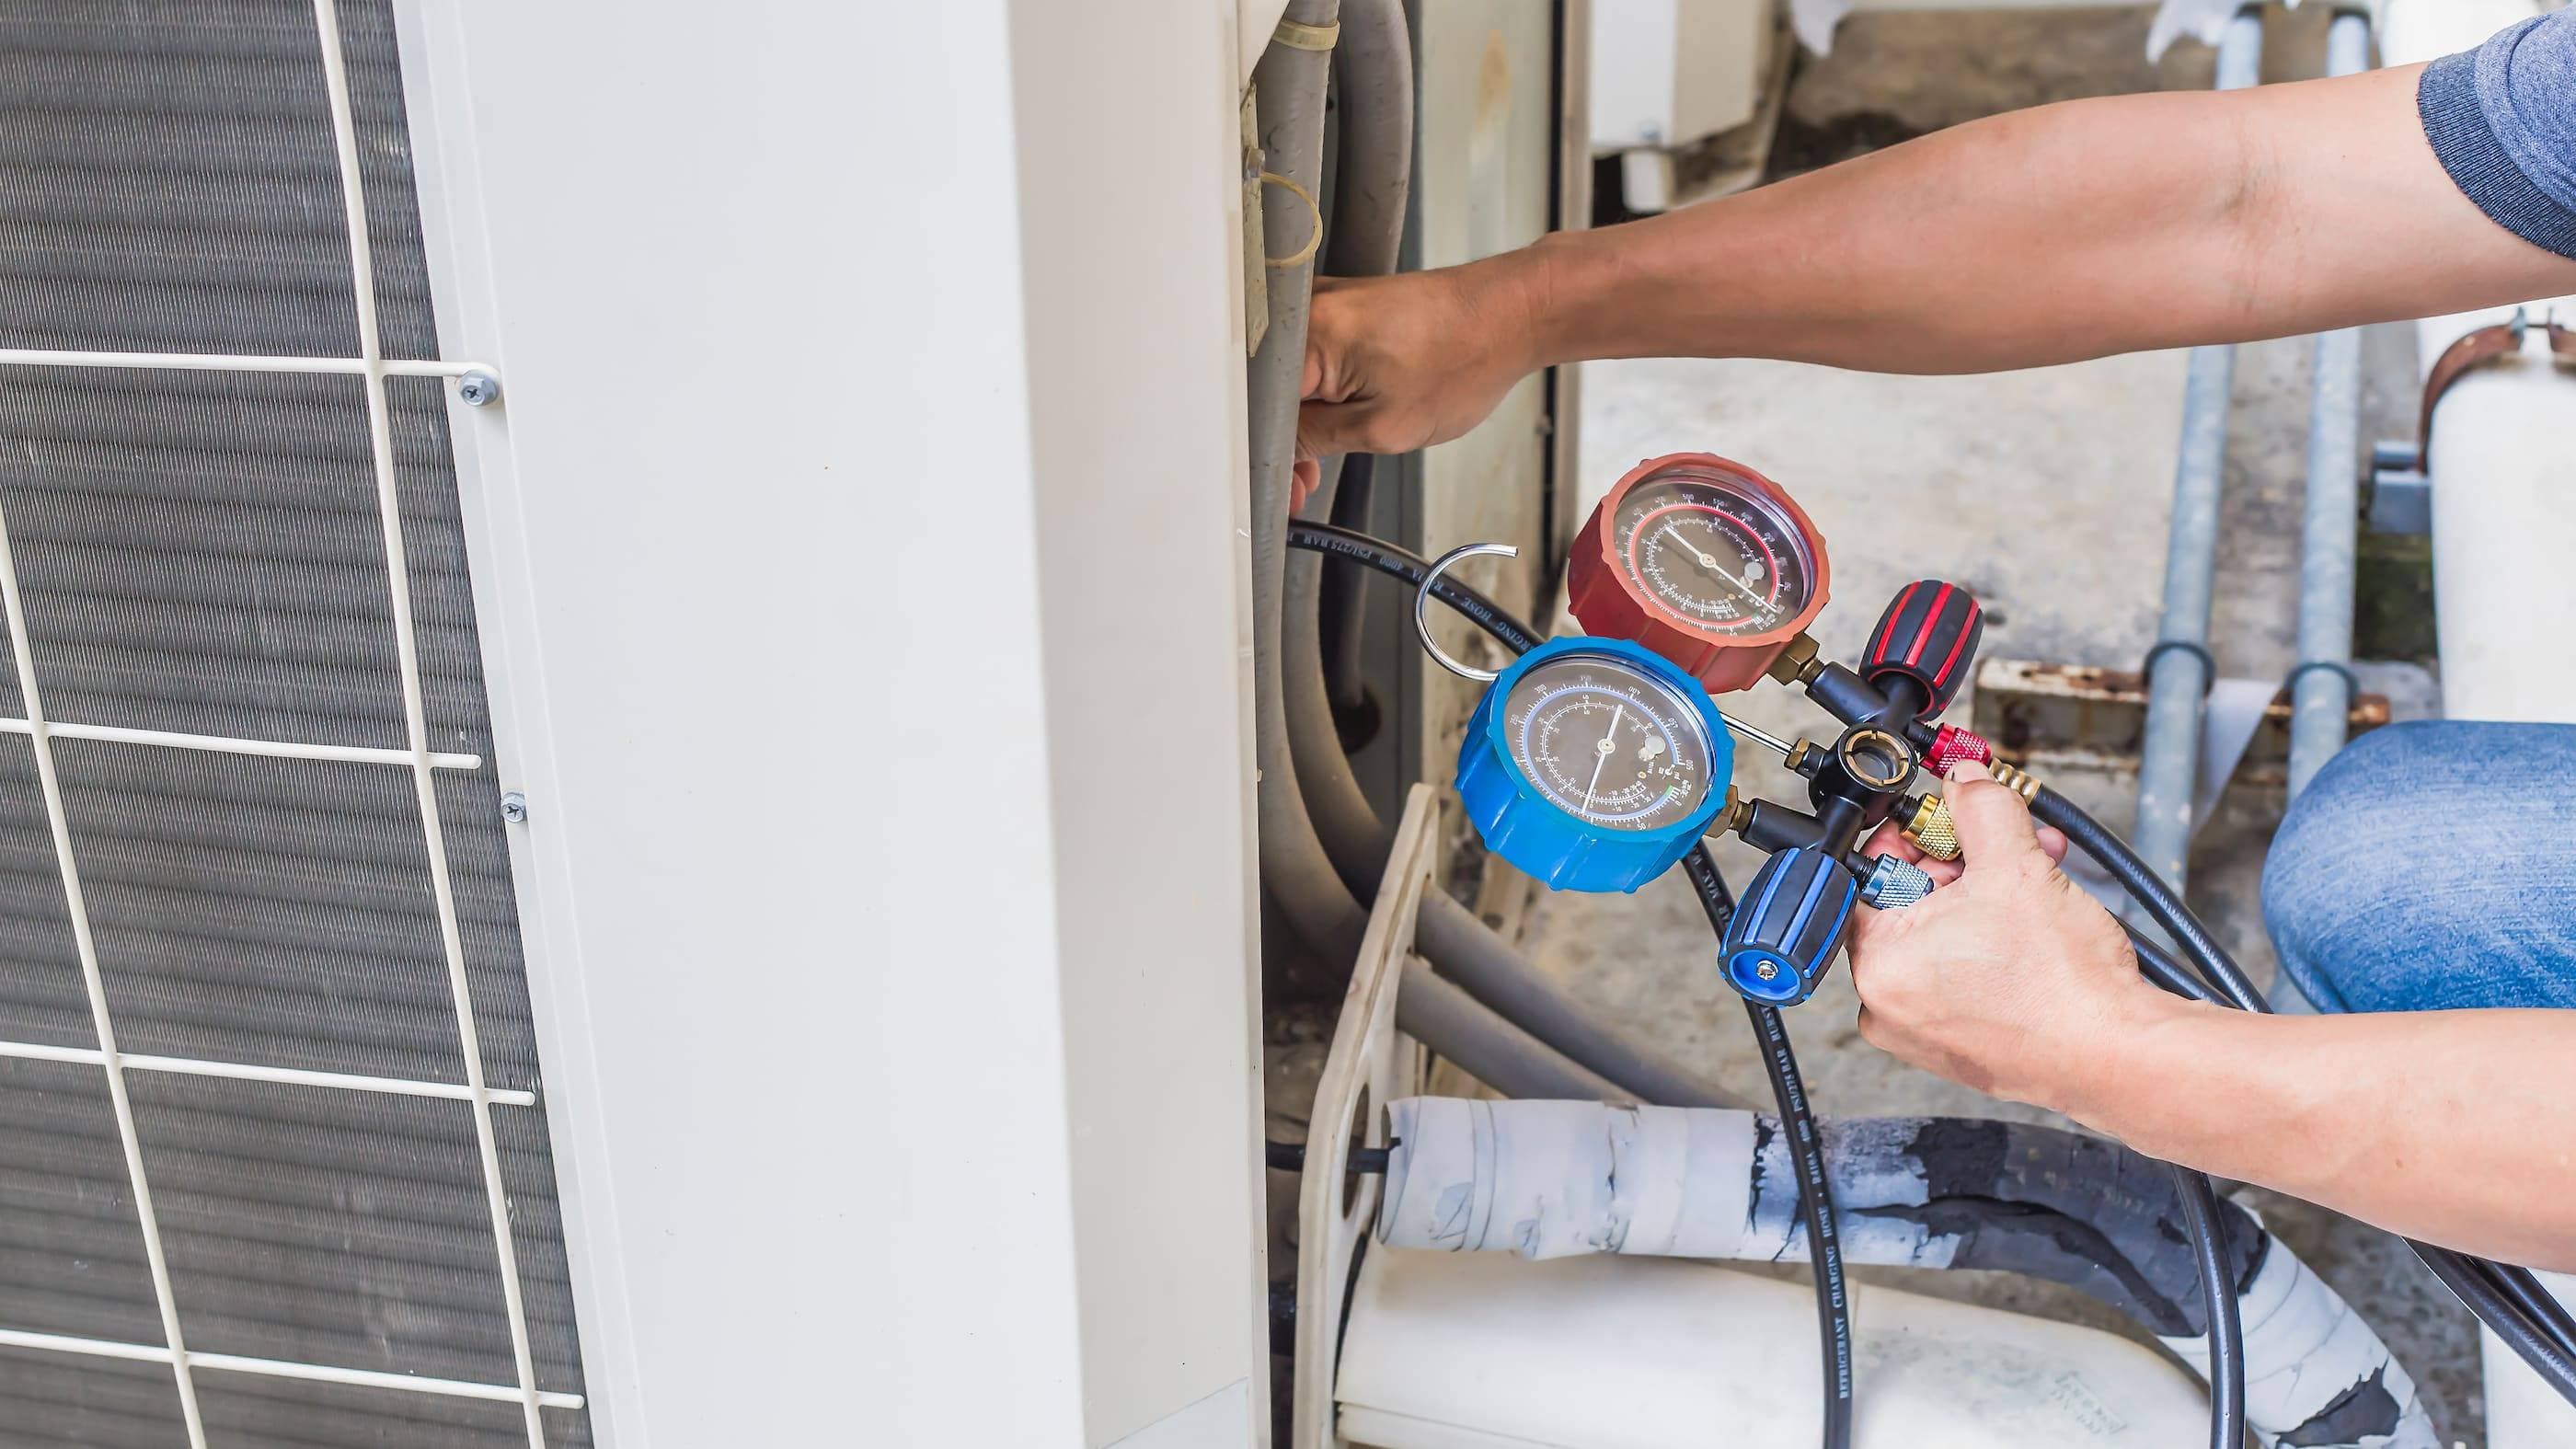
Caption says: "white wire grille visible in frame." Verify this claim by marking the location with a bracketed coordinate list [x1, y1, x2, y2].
[0, 2, 576, 1443]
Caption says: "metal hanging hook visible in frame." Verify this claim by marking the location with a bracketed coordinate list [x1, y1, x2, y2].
[1415, 541, 1519, 683]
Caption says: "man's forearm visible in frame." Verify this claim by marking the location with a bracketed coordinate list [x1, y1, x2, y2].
[2064, 1002, 2576, 1271]
[1485, 64, 2572, 376]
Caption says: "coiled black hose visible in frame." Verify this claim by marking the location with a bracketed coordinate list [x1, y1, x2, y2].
[1685, 846, 1855, 1449]
[2035, 784, 2576, 1406]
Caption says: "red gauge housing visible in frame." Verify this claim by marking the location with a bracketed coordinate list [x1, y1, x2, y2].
[1568, 453, 1832, 694]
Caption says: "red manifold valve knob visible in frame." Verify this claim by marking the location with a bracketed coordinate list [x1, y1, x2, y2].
[1862, 580, 1984, 719]
[1566, 453, 1832, 694]
[1922, 723, 1993, 776]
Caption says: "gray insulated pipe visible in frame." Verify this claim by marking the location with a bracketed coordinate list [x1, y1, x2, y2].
[1266, 0, 1747, 1110]
[1247, 3, 1620, 1092]
[1249, 0, 1368, 971]
[1247, 0, 1741, 1107]
[1376, 1098, 2440, 1449]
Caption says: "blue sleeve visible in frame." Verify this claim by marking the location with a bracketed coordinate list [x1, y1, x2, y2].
[2418, 11, 2576, 260]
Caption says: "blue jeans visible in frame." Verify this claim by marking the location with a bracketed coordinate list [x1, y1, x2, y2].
[2261, 720, 2576, 1012]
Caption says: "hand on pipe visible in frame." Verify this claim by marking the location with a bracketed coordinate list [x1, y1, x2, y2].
[1846, 760, 2156, 1116]
[1292, 265, 1547, 503]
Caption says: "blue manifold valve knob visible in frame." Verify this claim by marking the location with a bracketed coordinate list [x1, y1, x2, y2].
[1722, 845, 1859, 1005]
[1455, 636, 1737, 893]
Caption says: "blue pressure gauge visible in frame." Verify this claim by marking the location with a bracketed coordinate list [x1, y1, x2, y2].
[1455, 637, 1736, 892]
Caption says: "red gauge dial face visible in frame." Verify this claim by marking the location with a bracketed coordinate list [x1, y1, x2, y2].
[1608, 468, 1818, 637]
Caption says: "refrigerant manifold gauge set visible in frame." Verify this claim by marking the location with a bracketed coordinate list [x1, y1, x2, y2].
[1288, 451, 2576, 1449]
[1428, 452, 1989, 1007]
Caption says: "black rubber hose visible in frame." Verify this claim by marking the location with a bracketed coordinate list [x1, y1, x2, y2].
[2478, 1254, 2576, 1361]
[2417, 1248, 2576, 1402]
[2116, 920, 2255, 1444]
[2167, 1162, 2248, 1449]
[2123, 922, 2218, 1003]
[1320, 453, 1377, 719]
[1290, 520, 1545, 651]
[2039, 785, 2576, 1407]
[1684, 845, 1854, 1449]
[2031, 787, 2267, 1012]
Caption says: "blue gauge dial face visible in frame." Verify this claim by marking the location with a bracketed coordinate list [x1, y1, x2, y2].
[1502, 651, 1716, 832]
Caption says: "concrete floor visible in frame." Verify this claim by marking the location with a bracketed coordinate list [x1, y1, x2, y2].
[1523, 4, 2490, 1443]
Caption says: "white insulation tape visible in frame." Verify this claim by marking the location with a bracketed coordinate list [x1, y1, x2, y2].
[2159, 1236, 2438, 1449]
[1377, 1098, 1755, 1260]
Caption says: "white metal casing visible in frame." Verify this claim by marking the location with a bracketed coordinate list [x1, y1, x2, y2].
[391, 2, 1268, 1445]
[1589, 0, 1772, 153]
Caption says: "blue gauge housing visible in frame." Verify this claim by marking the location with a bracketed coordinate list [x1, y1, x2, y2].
[1455, 636, 1735, 893]
[1721, 845, 1858, 1006]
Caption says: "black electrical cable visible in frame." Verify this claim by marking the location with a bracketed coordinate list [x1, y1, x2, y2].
[1684, 845, 1855, 1449]
[2036, 784, 2576, 1407]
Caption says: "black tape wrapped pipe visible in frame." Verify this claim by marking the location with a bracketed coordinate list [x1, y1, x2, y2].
[2037, 785, 2576, 1404]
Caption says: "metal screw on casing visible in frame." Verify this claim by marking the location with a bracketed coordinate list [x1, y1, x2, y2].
[456, 370, 501, 408]
[500, 791, 528, 824]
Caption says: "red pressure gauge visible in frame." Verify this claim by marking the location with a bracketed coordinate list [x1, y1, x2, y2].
[1567, 453, 1831, 694]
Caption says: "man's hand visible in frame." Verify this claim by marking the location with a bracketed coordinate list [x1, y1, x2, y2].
[1293, 257, 1550, 503]
[1847, 761, 2176, 1120]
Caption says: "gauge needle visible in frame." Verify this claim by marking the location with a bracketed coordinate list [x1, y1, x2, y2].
[1581, 706, 1622, 815]
[1660, 523, 1718, 571]
[1660, 524, 1771, 609]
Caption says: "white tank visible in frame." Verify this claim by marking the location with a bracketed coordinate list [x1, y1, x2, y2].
[1337, 1249, 2211, 1448]
[2384, 0, 2576, 725]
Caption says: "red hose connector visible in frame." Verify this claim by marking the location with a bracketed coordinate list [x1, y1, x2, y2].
[1922, 724, 1993, 777]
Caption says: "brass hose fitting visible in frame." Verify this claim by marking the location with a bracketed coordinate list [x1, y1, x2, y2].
[1988, 759, 2041, 802]
[1902, 794, 1961, 861]
[1765, 632, 1823, 685]
[1709, 787, 1751, 839]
